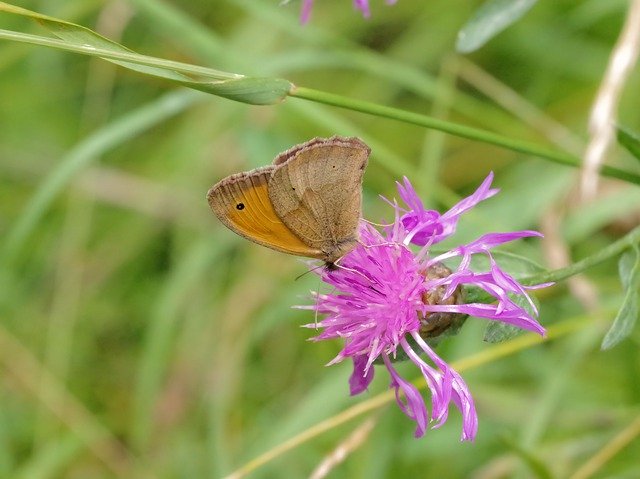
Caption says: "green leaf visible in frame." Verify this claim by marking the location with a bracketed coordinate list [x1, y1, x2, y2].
[617, 125, 640, 162]
[464, 286, 492, 304]
[186, 77, 293, 105]
[601, 245, 640, 350]
[484, 321, 521, 343]
[484, 294, 540, 343]
[0, 2, 292, 104]
[0, 2, 189, 79]
[456, 0, 538, 53]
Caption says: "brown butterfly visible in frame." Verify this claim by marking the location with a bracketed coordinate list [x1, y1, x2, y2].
[207, 136, 370, 268]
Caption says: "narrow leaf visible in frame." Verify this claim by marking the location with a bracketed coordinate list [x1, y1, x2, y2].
[0, 2, 189, 80]
[456, 0, 538, 53]
[184, 77, 293, 105]
[617, 125, 640, 162]
[484, 321, 521, 343]
[0, 2, 293, 104]
[601, 245, 640, 350]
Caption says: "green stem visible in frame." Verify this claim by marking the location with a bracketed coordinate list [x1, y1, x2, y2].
[523, 225, 640, 285]
[3, 26, 639, 185]
[289, 86, 640, 186]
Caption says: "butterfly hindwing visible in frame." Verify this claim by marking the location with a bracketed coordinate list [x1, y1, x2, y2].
[268, 137, 370, 256]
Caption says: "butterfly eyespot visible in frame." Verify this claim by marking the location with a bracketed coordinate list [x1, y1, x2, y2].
[236, 203, 245, 210]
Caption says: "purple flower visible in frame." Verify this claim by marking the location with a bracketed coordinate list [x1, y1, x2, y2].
[298, 172, 549, 440]
[299, 0, 397, 24]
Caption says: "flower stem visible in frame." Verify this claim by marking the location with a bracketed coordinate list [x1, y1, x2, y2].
[523, 225, 640, 285]
[289, 86, 640, 186]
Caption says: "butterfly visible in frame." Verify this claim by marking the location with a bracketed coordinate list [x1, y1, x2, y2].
[207, 136, 370, 268]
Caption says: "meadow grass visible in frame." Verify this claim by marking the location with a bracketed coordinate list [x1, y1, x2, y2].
[1, 0, 640, 477]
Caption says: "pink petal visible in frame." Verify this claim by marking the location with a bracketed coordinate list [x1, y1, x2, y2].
[383, 355, 429, 437]
[349, 355, 375, 395]
[300, 0, 313, 23]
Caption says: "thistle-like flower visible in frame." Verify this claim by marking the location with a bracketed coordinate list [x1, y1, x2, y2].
[299, 173, 550, 440]
[299, 0, 397, 23]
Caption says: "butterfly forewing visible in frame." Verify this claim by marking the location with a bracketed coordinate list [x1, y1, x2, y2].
[207, 166, 323, 258]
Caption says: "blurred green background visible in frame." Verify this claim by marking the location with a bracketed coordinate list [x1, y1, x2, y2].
[1, 0, 640, 477]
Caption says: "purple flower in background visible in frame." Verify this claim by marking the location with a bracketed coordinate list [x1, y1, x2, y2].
[299, 0, 398, 23]
[298, 173, 549, 440]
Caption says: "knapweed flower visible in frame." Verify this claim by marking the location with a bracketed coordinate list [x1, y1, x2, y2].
[298, 172, 550, 440]
[298, 0, 398, 24]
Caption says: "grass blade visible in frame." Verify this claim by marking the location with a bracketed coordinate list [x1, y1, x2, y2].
[0, 2, 292, 104]
[617, 124, 640, 162]
[457, 0, 538, 53]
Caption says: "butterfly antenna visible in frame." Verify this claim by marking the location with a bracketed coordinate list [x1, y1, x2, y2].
[295, 263, 325, 281]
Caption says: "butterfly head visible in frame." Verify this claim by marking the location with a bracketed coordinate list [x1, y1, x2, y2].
[321, 236, 360, 266]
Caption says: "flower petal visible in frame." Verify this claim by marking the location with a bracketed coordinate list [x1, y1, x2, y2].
[400, 173, 500, 246]
[353, 0, 371, 17]
[400, 338, 449, 426]
[383, 355, 429, 437]
[300, 0, 313, 23]
[412, 333, 478, 441]
[349, 355, 375, 395]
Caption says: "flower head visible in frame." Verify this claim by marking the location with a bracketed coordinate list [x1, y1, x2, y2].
[299, 172, 549, 440]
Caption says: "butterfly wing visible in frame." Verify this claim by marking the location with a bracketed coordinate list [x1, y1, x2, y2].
[207, 166, 324, 259]
[268, 137, 370, 261]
